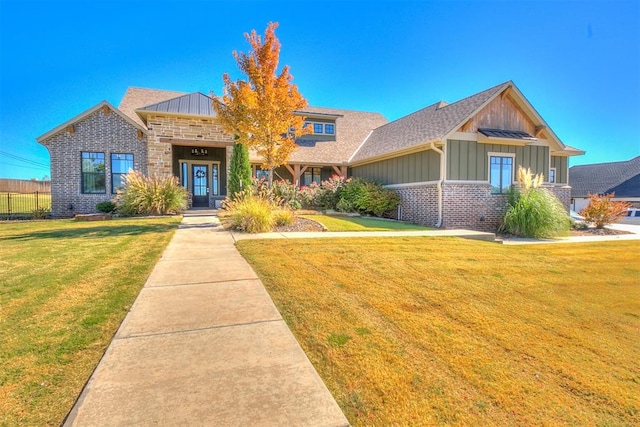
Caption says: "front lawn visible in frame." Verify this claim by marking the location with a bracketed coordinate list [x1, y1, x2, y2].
[303, 214, 432, 231]
[0, 217, 180, 426]
[237, 237, 640, 425]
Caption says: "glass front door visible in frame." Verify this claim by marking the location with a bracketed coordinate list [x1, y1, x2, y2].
[192, 164, 209, 207]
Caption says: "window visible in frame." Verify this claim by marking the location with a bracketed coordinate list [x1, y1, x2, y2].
[256, 169, 269, 181]
[81, 152, 105, 194]
[302, 167, 322, 185]
[305, 121, 336, 135]
[489, 155, 513, 194]
[324, 124, 335, 135]
[111, 153, 133, 193]
[549, 167, 556, 184]
[212, 164, 219, 196]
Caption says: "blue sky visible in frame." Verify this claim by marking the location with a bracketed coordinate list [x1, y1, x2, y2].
[1, 0, 638, 180]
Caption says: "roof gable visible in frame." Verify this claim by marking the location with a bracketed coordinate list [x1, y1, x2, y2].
[137, 92, 216, 119]
[351, 81, 510, 163]
[118, 87, 187, 128]
[569, 156, 640, 197]
[36, 101, 145, 143]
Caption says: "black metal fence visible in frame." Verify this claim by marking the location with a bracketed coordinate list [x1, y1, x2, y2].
[0, 192, 52, 217]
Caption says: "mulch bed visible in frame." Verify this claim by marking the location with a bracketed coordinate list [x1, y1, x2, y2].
[273, 217, 325, 232]
[571, 227, 631, 236]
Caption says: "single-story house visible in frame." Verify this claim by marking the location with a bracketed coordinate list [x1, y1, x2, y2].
[37, 80, 584, 231]
[569, 156, 640, 220]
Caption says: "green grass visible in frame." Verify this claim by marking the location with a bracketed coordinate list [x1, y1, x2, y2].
[0, 217, 180, 426]
[0, 192, 51, 215]
[237, 237, 640, 426]
[303, 214, 432, 231]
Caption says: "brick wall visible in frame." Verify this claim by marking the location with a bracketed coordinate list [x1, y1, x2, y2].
[39, 108, 147, 217]
[146, 114, 233, 177]
[390, 184, 439, 226]
[548, 185, 571, 210]
[442, 183, 508, 231]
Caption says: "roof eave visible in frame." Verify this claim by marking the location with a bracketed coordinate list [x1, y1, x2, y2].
[37, 101, 146, 143]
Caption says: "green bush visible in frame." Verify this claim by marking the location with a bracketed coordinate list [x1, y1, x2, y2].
[96, 201, 116, 213]
[339, 178, 401, 217]
[500, 187, 570, 238]
[228, 143, 252, 199]
[31, 207, 50, 219]
[116, 170, 187, 215]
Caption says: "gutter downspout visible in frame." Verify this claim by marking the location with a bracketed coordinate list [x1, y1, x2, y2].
[430, 142, 445, 228]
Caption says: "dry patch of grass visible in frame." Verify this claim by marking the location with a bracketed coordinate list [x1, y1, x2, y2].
[237, 237, 640, 425]
[303, 215, 432, 231]
[0, 217, 180, 426]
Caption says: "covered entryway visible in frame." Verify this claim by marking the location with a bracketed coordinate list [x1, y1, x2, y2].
[191, 164, 209, 207]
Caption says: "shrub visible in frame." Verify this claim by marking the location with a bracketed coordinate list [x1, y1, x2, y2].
[228, 143, 252, 199]
[31, 207, 50, 219]
[339, 178, 401, 216]
[500, 167, 570, 238]
[580, 193, 630, 228]
[273, 208, 295, 226]
[318, 175, 347, 209]
[222, 191, 275, 233]
[272, 180, 303, 209]
[299, 182, 322, 208]
[96, 201, 116, 213]
[116, 170, 187, 215]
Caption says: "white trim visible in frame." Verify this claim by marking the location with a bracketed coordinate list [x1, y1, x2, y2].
[488, 151, 516, 192]
[384, 180, 440, 189]
[444, 180, 489, 185]
[549, 167, 557, 184]
[348, 130, 374, 163]
[303, 120, 335, 136]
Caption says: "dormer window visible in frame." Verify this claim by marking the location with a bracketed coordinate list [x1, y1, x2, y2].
[304, 121, 335, 135]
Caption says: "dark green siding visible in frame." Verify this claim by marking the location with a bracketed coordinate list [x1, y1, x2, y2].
[551, 156, 568, 184]
[350, 150, 440, 185]
[447, 139, 549, 181]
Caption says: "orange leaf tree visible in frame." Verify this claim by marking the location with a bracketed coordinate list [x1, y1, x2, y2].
[580, 193, 631, 228]
[213, 22, 310, 188]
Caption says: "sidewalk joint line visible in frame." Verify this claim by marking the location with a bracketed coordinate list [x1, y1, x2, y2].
[117, 318, 283, 340]
[144, 278, 261, 288]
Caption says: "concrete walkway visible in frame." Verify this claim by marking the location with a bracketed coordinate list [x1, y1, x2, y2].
[64, 211, 349, 426]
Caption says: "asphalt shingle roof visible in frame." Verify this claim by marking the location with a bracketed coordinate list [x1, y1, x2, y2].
[351, 81, 511, 162]
[118, 87, 187, 128]
[249, 106, 388, 165]
[569, 156, 640, 197]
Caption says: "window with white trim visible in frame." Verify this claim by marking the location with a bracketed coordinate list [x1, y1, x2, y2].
[489, 155, 514, 194]
[549, 167, 556, 184]
[304, 121, 335, 135]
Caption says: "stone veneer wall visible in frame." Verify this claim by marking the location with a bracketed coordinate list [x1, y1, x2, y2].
[146, 114, 233, 177]
[40, 108, 147, 217]
[548, 185, 571, 211]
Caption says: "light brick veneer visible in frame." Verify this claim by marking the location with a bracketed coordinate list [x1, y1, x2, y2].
[442, 183, 508, 231]
[146, 114, 233, 177]
[40, 108, 147, 217]
[390, 184, 439, 226]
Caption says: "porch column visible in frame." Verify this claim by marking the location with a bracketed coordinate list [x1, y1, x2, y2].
[284, 164, 308, 187]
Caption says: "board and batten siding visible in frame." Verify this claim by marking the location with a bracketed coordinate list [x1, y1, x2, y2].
[446, 139, 549, 181]
[350, 149, 440, 185]
[551, 156, 568, 184]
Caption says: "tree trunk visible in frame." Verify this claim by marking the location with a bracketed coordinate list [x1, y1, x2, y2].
[268, 166, 274, 188]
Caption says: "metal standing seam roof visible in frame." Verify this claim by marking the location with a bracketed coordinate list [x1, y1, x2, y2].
[350, 82, 511, 163]
[569, 156, 640, 198]
[478, 128, 536, 140]
[138, 92, 216, 117]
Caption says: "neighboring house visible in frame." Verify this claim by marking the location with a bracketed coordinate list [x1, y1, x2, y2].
[37, 81, 583, 231]
[569, 156, 640, 220]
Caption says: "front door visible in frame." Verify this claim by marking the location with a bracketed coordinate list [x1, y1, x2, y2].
[192, 164, 209, 207]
